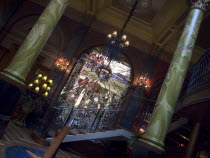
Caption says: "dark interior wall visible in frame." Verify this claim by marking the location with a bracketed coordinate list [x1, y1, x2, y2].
[150, 58, 170, 86]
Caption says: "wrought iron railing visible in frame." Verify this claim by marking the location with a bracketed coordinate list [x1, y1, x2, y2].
[51, 105, 122, 132]
[186, 50, 210, 93]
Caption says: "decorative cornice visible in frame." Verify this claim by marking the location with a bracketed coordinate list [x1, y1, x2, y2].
[191, 0, 210, 12]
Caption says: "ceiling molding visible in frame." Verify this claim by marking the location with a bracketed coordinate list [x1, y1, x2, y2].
[95, 7, 153, 43]
[28, 0, 206, 65]
[152, 0, 188, 42]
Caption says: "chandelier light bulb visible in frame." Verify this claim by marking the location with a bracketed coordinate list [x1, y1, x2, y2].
[34, 79, 39, 84]
[35, 87, 40, 92]
[122, 35, 127, 41]
[48, 79, 53, 85]
[113, 31, 117, 37]
[59, 58, 63, 62]
[125, 41, 129, 47]
[46, 86, 51, 91]
[42, 83, 47, 89]
[43, 76, 48, 81]
[37, 74, 42, 78]
[28, 83, 33, 87]
[107, 34, 112, 39]
[66, 61, 70, 65]
[44, 91, 49, 97]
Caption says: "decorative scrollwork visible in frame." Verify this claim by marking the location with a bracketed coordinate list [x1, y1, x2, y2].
[191, 0, 210, 11]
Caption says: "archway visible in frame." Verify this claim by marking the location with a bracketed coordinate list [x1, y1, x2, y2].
[57, 46, 132, 129]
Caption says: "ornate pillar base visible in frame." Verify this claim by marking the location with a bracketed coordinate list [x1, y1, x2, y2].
[0, 79, 21, 138]
[131, 141, 165, 158]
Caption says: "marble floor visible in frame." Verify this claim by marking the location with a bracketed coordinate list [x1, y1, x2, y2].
[0, 122, 79, 158]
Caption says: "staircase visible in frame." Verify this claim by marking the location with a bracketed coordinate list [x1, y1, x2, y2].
[46, 128, 132, 143]
[0, 122, 79, 158]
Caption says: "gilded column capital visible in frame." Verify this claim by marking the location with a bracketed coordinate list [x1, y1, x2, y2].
[191, 0, 210, 12]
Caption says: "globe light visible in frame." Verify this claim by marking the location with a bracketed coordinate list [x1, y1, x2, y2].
[28, 83, 33, 87]
[34, 79, 39, 84]
[125, 41, 129, 47]
[44, 91, 49, 97]
[48, 79, 53, 85]
[37, 74, 42, 78]
[122, 35, 127, 41]
[113, 31, 117, 37]
[35, 87, 40, 92]
[107, 34, 112, 39]
[43, 76, 48, 81]
[42, 83, 47, 89]
[46, 86, 51, 91]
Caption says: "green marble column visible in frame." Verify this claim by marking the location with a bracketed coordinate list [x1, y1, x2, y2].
[140, 0, 209, 151]
[0, 0, 71, 85]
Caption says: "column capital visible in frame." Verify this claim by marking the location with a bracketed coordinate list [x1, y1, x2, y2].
[191, 0, 210, 12]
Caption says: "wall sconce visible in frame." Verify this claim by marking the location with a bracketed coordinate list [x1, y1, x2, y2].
[137, 73, 151, 89]
[28, 73, 53, 97]
[55, 57, 70, 71]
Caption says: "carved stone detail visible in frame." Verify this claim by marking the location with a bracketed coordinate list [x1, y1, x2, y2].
[191, 0, 210, 11]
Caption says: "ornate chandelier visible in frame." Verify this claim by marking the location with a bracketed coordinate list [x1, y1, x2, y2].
[104, 31, 129, 61]
[55, 57, 70, 70]
[104, 0, 139, 61]
[137, 73, 151, 89]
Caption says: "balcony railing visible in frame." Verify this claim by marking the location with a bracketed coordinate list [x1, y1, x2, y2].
[186, 50, 210, 94]
[50, 103, 122, 132]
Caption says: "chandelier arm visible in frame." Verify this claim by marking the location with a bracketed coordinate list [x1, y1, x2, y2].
[120, 0, 139, 35]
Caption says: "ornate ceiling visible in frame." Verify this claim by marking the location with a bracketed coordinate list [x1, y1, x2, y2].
[114, 0, 166, 23]
[30, 0, 209, 65]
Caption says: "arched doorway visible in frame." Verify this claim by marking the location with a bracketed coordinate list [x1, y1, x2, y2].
[57, 47, 132, 130]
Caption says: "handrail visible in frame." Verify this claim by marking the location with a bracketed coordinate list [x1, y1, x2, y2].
[186, 49, 210, 94]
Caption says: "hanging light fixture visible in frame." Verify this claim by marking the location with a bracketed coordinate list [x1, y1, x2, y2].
[103, 0, 139, 61]
[104, 31, 129, 61]
[137, 73, 151, 89]
[55, 57, 70, 71]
